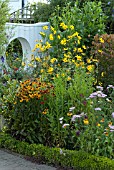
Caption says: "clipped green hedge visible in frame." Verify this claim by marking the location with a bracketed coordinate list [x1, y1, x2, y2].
[0, 133, 114, 170]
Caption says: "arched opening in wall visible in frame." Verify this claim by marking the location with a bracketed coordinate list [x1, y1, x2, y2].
[6, 37, 32, 70]
[6, 39, 23, 70]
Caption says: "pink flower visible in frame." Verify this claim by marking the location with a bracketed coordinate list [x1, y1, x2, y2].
[71, 115, 81, 122]
[62, 124, 69, 128]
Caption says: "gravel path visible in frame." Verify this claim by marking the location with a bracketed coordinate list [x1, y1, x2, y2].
[0, 149, 57, 170]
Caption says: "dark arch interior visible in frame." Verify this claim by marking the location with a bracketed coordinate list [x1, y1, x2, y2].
[6, 38, 23, 69]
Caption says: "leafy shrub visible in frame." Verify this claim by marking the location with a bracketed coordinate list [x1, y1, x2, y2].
[33, 2, 52, 22]
[0, 0, 9, 56]
[1, 133, 114, 170]
[91, 34, 114, 88]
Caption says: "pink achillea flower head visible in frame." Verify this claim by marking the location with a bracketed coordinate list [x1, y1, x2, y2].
[96, 86, 103, 91]
[112, 112, 114, 118]
[89, 91, 107, 98]
[71, 115, 81, 122]
[107, 85, 114, 89]
[95, 107, 101, 111]
[109, 125, 114, 130]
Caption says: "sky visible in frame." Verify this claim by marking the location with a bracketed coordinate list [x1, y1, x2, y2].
[28, 0, 48, 4]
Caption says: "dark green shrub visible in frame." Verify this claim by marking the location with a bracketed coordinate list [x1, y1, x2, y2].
[0, 133, 114, 170]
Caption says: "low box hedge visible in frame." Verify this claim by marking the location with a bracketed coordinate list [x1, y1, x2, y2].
[0, 133, 114, 170]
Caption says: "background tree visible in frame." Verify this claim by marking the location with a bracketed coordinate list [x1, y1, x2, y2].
[0, 0, 9, 56]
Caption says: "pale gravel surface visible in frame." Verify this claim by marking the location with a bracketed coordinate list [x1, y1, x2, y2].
[0, 149, 57, 170]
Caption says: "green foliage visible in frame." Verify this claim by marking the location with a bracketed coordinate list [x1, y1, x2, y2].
[0, 133, 114, 170]
[33, 2, 52, 22]
[49, 1, 106, 57]
[91, 34, 114, 88]
[0, 0, 9, 56]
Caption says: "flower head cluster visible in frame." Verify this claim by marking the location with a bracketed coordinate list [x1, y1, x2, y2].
[16, 78, 54, 102]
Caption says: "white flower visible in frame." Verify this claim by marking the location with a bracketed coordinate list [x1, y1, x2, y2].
[95, 107, 101, 111]
[62, 124, 69, 128]
[69, 107, 75, 112]
[59, 117, 64, 121]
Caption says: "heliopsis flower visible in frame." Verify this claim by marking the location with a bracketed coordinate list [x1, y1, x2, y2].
[67, 77, 71, 81]
[99, 37, 104, 43]
[40, 32, 45, 36]
[87, 65, 94, 72]
[96, 123, 100, 127]
[70, 25, 74, 30]
[50, 58, 57, 63]
[60, 38, 67, 45]
[49, 34, 54, 40]
[22, 62, 25, 66]
[48, 67, 53, 74]
[77, 48, 83, 53]
[57, 35, 61, 39]
[67, 112, 72, 116]
[76, 55, 82, 61]
[82, 45, 86, 49]
[43, 25, 48, 30]
[98, 49, 103, 53]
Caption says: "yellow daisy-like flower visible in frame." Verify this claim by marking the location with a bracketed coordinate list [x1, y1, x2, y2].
[82, 45, 86, 49]
[77, 48, 83, 53]
[35, 57, 41, 62]
[87, 65, 94, 72]
[63, 58, 68, 62]
[70, 25, 74, 30]
[57, 35, 61, 39]
[83, 119, 89, 125]
[43, 25, 48, 30]
[49, 34, 54, 41]
[99, 37, 104, 43]
[97, 123, 101, 127]
[40, 69, 44, 73]
[48, 67, 53, 74]
[45, 42, 52, 49]
[51, 26, 54, 31]
[40, 32, 45, 36]
[60, 38, 67, 45]
[98, 49, 103, 53]
[50, 58, 57, 64]
[73, 48, 77, 52]
[22, 62, 25, 66]
[87, 58, 91, 63]
[76, 55, 82, 61]
[67, 77, 71, 81]
[53, 30, 56, 34]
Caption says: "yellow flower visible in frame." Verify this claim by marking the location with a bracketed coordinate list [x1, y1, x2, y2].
[78, 40, 80, 44]
[76, 55, 82, 61]
[63, 48, 68, 51]
[98, 49, 103, 54]
[67, 112, 72, 116]
[73, 48, 77, 52]
[43, 25, 48, 30]
[40, 32, 45, 36]
[87, 65, 94, 72]
[70, 25, 74, 30]
[87, 58, 91, 63]
[97, 123, 101, 127]
[108, 122, 112, 126]
[35, 57, 41, 62]
[73, 32, 79, 36]
[51, 26, 54, 31]
[42, 109, 48, 115]
[60, 22, 68, 30]
[77, 36, 82, 40]
[54, 30, 56, 34]
[57, 35, 61, 39]
[83, 119, 89, 125]
[63, 58, 68, 62]
[99, 38, 104, 43]
[40, 69, 44, 73]
[82, 45, 86, 49]
[62, 73, 65, 77]
[67, 77, 71, 81]
[50, 58, 57, 63]
[77, 48, 83, 53]
[48, 67, 53, 74]
[45, 42, 52, 49]
[49, 34, 54, 40]
[22, 62, 25, 66]
[101, 72, 105, 77]
[60, 38, 67, 45]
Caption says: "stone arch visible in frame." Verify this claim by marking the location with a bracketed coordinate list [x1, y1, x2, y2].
[8, 37, 32, 62]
